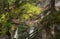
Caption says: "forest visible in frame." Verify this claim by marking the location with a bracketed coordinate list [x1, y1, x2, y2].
[0, 0, 60, 39]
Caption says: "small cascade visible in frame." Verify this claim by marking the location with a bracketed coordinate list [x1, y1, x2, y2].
[26, 26, 34, 39]
[14, 28, 18, 39]
[29, 26, 34, 37]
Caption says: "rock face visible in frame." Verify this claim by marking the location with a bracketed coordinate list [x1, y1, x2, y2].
[55, 1, 60, 11]
[55, 1, 60, 6]
[0, 35, 9, 39]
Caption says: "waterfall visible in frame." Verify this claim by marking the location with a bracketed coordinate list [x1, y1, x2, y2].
[29, 26, 34, 37]
[26, 26, 34, 39]
[14, 28, 18, 39]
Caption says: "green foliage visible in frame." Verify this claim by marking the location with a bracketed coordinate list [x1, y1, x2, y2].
[0, 12, 12, 35]
[0, 0, 42, 36]
[18, 25, 29, 39]
[0, 12, 9, 23]
[19, 3, 42, 20]
[10, 3, 42, 21]
[0, 0, 60, 39]
[8, 0, 16, 5]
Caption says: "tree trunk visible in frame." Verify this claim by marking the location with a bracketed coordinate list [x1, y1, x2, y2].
[50, 0, 55, 12]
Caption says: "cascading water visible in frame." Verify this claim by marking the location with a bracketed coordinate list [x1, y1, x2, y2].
[14, 28, 18, 39]
[26, 26, 34, 39]
[29, 26, 34, 37]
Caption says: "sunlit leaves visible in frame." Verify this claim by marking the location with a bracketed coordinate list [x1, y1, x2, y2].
[20, 14, 30, 20]
[10, 3, 42, 21]
[21, 3, 42, 15]
[0, 12, 10, 35]
[0, 12, 9, 24]
[19, 3, 42, 20]
[8, 0, 16, 5]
